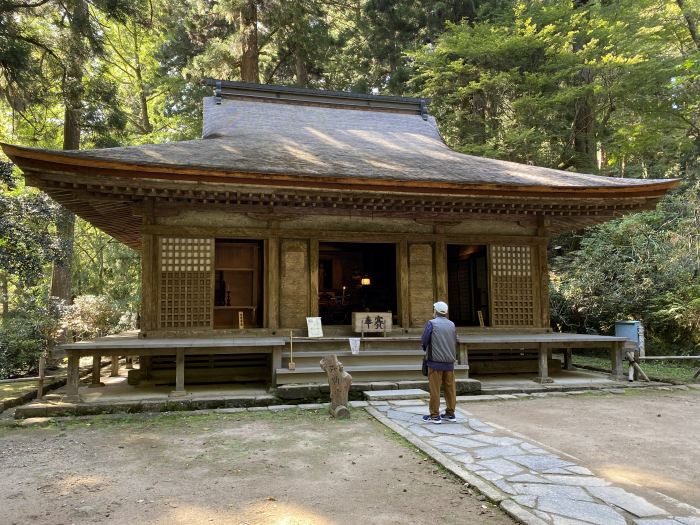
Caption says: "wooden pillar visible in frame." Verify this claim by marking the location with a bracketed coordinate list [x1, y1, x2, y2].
[408, 243, 434, 327]
[536, 217, 551, 330]
[170, 349, 187, 397]
[89, 355, 104, 387]
[309, 239, 319, 317]
[65, 352, 81, 401]
[435, 240, 447, 302]
[140, 231, 157, 333]
[563, 348, 574, 370]
[398, 240, 409, 329]
[610, 342, 624, 381]
[110, 356, 119, 377]
[266, 237, 280, 330]
[458, 342, 469, 377]
[535, 343, 553, 384]
[279, 240, 309, 329]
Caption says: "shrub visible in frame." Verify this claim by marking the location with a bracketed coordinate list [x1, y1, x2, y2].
[60, 294, 123, 340]
[0, 295, 63, 379]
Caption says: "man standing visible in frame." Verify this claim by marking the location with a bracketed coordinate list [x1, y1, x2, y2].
[421, 301, 458, 424]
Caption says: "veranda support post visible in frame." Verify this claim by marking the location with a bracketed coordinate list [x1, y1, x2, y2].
[65, 352, 80, 401]
[610, 342, 625, 381]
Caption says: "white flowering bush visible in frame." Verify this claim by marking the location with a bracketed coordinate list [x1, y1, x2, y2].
[60, 295, 122, 340]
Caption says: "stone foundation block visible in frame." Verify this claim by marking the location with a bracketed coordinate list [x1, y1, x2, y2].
[370, 382, 398, 390]
[397, 380, 429, 390]
[456, 378, 481, 395]
[274, 384, 321, 400]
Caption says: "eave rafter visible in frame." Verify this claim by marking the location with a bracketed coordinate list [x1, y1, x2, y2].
[22, 168, 663, 251]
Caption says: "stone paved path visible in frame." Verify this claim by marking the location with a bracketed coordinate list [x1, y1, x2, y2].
[366, 400, 700, 525]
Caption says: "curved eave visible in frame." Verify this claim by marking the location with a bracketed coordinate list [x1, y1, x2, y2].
[1, 143, 680, 200]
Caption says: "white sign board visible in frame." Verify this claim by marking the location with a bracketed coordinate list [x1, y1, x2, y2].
[349, 338, 361, 355]
[352, 312, 392, 334]
[306, 317, 323, 338]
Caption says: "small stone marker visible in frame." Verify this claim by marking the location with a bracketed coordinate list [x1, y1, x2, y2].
[320, 354, 352, 419]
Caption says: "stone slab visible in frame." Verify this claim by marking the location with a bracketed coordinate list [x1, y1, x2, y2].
[363, 389, 429, 400]
[478, 458, 525, 476]
[510, 455, 577, 472]
[391, 399, 428, 406]
[500, 499, 549, 525]
[369, 382, 398, 391]
[512, 482, 594, 502]
[587, 486, 668, 518]
[431, 435, 488, 449]
[537, 496, 627, 525]
[473, 445, 527, 460]
[457, 394, 501, 402]
[541, 474, 610, 487]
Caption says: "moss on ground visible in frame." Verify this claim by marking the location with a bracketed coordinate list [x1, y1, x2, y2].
[568, 354, 700, 384]
[0, 381, 38, 403]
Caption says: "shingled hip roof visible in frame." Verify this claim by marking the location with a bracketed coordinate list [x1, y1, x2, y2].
[2, 92, 676, 195]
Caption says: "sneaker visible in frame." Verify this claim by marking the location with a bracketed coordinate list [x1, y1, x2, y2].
[422, 415, 442, 425]
[440, 413, 457, 423]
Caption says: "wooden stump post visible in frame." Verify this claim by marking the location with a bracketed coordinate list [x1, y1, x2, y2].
[37, 353, 46, 398]
[320, 355, 352, 419]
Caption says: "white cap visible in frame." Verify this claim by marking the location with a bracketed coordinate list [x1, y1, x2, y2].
[433, 301, 448, 315]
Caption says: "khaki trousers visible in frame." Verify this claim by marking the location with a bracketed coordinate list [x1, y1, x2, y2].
[428, 368, 456, 418]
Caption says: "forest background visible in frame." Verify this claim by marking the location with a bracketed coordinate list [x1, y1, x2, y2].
[0, 0, 698, 378]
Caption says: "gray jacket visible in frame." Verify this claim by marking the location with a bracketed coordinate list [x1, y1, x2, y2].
[422, 316, 457, 363]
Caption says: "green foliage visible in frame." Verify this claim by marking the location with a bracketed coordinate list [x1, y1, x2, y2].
[60, 294, 125, 340]
[0, 0, 699, 369]
[551, 180, 700, 351]
[0, 294, 63, 379]
[0, 165, 56, 285]
[72, 220, 140, 313]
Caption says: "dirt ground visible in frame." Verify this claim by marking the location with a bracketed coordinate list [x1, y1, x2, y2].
[465, 388, 700, 512]
[0, 409, 514, 525]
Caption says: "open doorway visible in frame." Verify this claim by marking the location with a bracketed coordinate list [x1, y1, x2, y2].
[213, 239, 264, 329]
[447, 245, 489, 327]
[318, 242, 397, 325]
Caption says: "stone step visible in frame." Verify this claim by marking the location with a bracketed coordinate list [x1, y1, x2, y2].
[285, 337, 422, 352]
[275, 364, 470, 385]
[282, 349, 425, 358]
[282, 350, 428, 368]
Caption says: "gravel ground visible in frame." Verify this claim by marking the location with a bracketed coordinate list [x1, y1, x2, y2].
[0, 409, 514, 525]
[464, 387, 700, 511]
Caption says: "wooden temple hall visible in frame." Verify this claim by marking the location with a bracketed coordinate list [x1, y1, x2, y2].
[2, 80, 677, 399]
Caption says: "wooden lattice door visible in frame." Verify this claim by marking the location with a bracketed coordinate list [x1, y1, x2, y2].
[158, 237, 213, 329]
[489, 245, 535, 327]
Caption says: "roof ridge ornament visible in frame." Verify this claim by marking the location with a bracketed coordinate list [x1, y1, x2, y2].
[203, 78, 430, 116]
[420, 99, 428, 121]
[215, 80, 222, 105]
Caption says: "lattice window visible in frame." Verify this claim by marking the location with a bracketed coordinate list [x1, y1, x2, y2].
[490, 245, 534, 327]
[159, 237, 213, 328]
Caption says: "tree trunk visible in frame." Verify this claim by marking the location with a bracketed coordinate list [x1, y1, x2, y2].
[571, 0, 598, 172]
[239, 0, 260, 83]
[676, 0, 700, 50]
[1, 272, 8, 318]
[295, 48, 308, 87]
[132, 22, 152, 133]
[51, 0, 88, 306]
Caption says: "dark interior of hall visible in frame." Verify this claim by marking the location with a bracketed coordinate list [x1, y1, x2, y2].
[447, 244, 490, 327]
[318, 242, 397, 325]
